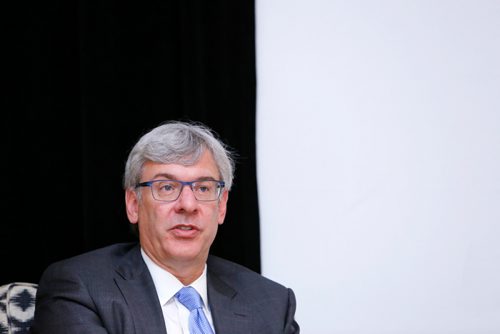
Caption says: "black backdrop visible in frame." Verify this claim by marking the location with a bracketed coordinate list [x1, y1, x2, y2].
[3, 0, 259, 285]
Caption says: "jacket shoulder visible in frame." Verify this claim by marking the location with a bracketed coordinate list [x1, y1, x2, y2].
[41, 242, 139, 278]
[207, 255, 289, 292]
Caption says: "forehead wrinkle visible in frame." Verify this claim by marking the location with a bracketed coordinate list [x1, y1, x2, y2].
[149, 173, 176, 180]
[149, 173, 218, 182]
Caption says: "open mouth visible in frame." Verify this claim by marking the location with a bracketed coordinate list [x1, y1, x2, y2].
[171, 224, 199, 236]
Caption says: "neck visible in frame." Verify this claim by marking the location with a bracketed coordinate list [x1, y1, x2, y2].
[169, 261, 205, 286]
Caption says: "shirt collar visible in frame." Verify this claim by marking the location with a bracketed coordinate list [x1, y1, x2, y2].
[140, 248, 209, 308]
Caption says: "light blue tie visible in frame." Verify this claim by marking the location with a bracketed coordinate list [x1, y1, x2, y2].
[176, 286, 215, 334]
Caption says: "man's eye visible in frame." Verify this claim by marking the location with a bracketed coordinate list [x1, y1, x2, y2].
[157, 182, 177, 192]
[194, 182, 214, 193]
[198, 186, 210, 192]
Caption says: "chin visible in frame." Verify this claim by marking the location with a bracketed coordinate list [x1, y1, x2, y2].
[167, 248, 204, 261]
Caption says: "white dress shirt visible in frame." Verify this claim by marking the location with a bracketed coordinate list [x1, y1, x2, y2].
[141, 249, 216, 334]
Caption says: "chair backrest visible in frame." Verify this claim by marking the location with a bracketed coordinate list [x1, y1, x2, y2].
[0, 282, 38, 334]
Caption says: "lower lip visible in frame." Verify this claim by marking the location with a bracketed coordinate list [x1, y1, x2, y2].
[171, 227, 199, 238]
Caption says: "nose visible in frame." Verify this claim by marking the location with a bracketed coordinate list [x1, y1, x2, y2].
[173, 184, 198, 212]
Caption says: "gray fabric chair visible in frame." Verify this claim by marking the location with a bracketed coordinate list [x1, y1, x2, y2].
[0, 282, 37, 334]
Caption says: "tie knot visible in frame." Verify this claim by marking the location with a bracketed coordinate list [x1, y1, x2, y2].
[176, 286, 203, 311]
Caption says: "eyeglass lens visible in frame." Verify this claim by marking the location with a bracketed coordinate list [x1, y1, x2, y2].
[151, 180, 222, 201]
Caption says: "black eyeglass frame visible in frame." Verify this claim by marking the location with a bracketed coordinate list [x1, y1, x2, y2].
[135, 179, 226, 202]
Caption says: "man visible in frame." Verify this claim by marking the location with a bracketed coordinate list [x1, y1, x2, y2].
[31, 121, 299, 334]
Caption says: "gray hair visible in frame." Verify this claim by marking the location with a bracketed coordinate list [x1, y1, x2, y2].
[123, 121, 235, 191]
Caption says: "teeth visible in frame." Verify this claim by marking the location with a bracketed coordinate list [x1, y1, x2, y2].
[178, 226, 192, 230]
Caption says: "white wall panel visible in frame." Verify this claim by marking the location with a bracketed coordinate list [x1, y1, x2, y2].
[256, 1, 500, 333]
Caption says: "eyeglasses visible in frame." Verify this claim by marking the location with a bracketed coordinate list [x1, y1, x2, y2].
[135, 179, 225, 202]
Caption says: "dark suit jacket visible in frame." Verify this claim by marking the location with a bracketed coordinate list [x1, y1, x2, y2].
[31, 243, 299, 334]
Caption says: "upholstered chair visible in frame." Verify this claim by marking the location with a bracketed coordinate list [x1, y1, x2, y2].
[0, 282, 37, 334]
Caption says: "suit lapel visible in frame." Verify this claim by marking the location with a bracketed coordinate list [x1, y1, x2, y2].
[112, 248, 254, 334]
[207, 264, 252, 334]
[114, 245, 167, 334]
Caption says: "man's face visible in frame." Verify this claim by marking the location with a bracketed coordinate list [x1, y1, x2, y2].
[125, 150, 228, 271]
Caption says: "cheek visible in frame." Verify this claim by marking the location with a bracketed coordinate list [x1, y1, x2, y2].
[205, 222, 219, 245]
[138, 203, 164, 231]
[209, 210, 223, 235]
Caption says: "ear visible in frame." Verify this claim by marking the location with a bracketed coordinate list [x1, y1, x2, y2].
[217, 190, 229, 225]
[125, 188, 139, 224]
